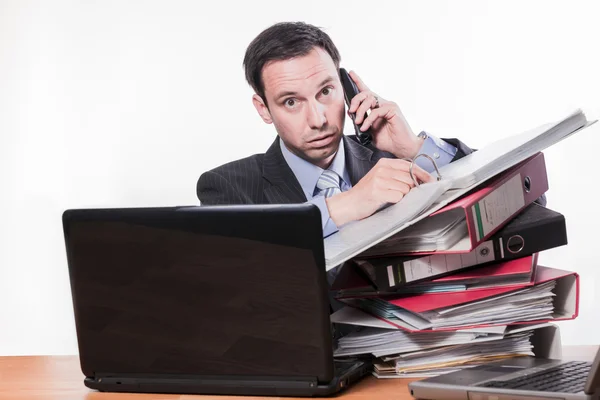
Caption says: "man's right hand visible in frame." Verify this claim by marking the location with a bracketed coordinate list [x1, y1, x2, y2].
[326, 158, 433, 227]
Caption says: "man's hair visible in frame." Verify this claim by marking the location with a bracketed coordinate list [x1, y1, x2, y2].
[243, 22, 341, 103]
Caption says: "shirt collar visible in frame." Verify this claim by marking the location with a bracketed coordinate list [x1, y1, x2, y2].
[279, 137, 349, 199]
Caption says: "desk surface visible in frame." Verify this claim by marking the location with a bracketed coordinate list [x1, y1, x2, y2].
[1, 346, 597, 400]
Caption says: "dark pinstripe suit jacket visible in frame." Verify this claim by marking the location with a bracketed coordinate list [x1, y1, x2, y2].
[196, 136, 474, 205]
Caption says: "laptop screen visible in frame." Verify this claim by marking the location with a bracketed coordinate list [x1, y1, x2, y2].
[63, 204, 333, 382]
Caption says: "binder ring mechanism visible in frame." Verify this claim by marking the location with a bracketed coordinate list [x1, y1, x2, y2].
[402, 154, 442, 187]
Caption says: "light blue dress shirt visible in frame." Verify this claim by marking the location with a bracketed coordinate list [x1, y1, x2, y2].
[279, 134, 457, 238]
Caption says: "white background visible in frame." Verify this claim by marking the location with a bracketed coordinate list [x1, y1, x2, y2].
[1, 0, 599, 356]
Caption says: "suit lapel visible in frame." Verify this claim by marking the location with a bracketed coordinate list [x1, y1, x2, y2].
[262, 138, 307, 204]
[261, 136, 379, 203]
[343, 136, 378, 186]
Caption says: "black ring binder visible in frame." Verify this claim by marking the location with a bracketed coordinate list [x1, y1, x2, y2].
[507, 234, 525, 254]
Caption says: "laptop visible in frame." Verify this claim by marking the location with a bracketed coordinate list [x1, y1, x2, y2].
[62, 203, 371, 397]
[409, 346, 600, 400]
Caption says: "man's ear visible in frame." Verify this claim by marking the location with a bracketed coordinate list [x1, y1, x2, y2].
[252, 94, 273, 124]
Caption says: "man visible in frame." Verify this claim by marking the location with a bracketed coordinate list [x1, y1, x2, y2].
[197, 21, 474, 237]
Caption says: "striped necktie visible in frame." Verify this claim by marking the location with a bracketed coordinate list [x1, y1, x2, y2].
[315, 169, 342, 198]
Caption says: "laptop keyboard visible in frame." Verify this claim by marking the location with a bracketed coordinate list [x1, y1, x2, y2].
[479, 361, 591, 394]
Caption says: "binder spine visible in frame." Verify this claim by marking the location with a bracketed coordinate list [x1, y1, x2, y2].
[466, 152, 549, 246]
[499, 216, 567, 261]
[373, 261, 407, 290]
[370, 245, 499, 291]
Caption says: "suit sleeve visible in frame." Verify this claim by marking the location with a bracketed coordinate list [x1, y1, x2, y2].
[196, 170, 249, 205]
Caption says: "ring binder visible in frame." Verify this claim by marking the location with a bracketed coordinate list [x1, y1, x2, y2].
[507, 234, 525, 254]
[405, 154, 443, 186]
[324, 109, 591, 270]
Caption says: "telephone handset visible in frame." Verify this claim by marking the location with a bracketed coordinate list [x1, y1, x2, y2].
[339, 67, 372, 145]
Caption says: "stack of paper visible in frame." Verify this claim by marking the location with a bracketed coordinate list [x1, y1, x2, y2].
[382, 331, 534, 377]
[352, 280, 555, 331]
[327, 109, 591, 379]
[335, 324, 543, 378]
[335, 326, 507, 358]
[359, 213, 468, 256]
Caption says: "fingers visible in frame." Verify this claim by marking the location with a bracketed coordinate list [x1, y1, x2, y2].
[346, 71, 383, 125]
[355, 94, 379, 125]
[373, 174, 412, 193]
[381, 189, 406, 204]
[393, 163, 432, 185]
[350, 91, 381, 124]
[410, 164, 434, 184]
[376, 179, 412, 204]
[348, 91, 365, 115]
[359, 107, 390, 131]
[348, 70, 370, 92]
[370, 175, 411, 205]
[376, 158, 434, 185]
[377, 158, 411, 171]
[352, 157, 435, 216]
[349, 91, 369, 115]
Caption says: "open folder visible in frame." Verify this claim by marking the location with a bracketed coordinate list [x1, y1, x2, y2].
[357, 152, 548, 257]
[332, 265, 578, 333]
[334, 254, 538, 297]
[395, 254, 537, 292]
[335, 322, 557, 359]
[324, 109, 595, 270]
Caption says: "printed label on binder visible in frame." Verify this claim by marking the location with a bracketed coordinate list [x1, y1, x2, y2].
[402, 241, 495, 282]
[472, 174, 525, 239]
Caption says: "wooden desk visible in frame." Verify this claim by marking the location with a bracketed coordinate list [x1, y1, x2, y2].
[1, 346, 596, 400]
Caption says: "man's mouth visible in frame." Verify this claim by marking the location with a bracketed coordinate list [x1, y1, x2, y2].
[308, 132, 337, 148]
[309, 132, 335, 143]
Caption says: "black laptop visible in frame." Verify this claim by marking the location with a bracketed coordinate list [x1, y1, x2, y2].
[62, 203, 370, 397]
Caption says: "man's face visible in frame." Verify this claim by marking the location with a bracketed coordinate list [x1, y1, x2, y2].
[254, 47, 345, 168]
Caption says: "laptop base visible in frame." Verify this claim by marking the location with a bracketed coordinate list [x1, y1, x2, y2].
[409, 356, 595, 400]
[85, 361, 371, 397]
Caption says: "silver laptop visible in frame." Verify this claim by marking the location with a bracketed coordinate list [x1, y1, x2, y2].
[409, 347, 600, 400]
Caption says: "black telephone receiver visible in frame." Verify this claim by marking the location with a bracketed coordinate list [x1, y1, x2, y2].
[339, 67, 372, 145]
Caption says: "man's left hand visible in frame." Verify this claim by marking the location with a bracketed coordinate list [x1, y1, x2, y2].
[348, 70, 423, 159]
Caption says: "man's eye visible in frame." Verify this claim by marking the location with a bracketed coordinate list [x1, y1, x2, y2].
[285, 99, 296, 107]
[321, 87, 331, 96]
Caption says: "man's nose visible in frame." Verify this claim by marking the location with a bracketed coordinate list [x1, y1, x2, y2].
[306, 101, 327, 130]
